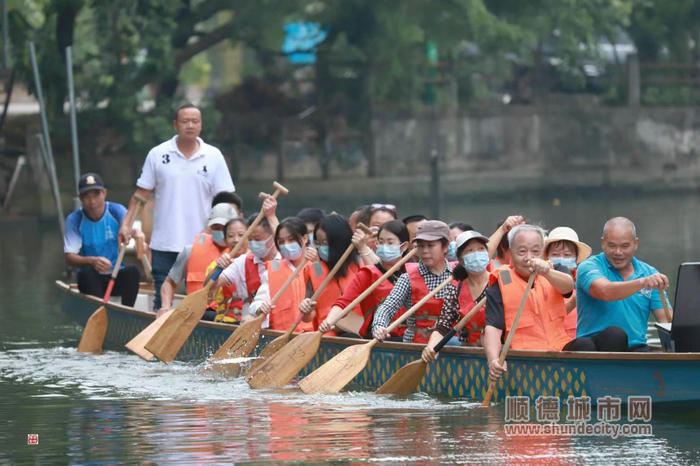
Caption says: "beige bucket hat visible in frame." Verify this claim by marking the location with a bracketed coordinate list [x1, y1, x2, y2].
[545, 226, 592, 264]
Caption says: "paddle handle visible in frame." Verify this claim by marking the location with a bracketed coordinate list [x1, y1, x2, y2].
[283, 311, 306, 337]
[385, 275, 453, 334]
[481, 273, 535, 407]
[328, 248, 417, 326]
[660, 289, 672, 322]
[433, 296, 487, 352]
[207, 182, 289, 284]
[103, 197, 146, 303]
[270, 257, 308, 306]
[228, 182, 288, 260]
[357, 223, 374, 236]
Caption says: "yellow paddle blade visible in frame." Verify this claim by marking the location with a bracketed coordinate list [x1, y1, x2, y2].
[125, 309, 174, 361]
[211, 313, 266, 360]
[375, 359, 427, 395]
[298, 340, 377, 394]
[243, 331, 294, 377]
[77, 306, 108, 353]
[145, 285, 211, 363]
[247, 331, 322, 389]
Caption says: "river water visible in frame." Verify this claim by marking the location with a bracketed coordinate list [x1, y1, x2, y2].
[2, 189, 700, 464]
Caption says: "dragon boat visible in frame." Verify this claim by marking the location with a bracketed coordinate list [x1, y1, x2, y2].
[56, 280, 700, 404]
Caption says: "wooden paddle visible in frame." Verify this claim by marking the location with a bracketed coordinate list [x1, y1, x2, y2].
[243, 232, 365, 376]
[246, 248, 417, 389]
[139, 182, 288, 363]
[660, 289, 672, 323]
[77, 194, 147, 353]
[297, 273, 454, 395]
[210, 256, 310, 363]
[206, 181, 289, 285]
[480, 273, 535, 407]
[125, 309, 174, 360]
[376, 296, 487, 395]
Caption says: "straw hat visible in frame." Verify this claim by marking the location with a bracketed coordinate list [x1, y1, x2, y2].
[545, 226, 592, 264]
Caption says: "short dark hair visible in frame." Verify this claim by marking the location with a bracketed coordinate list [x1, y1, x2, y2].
[173, 103, 200, 121]
[356, 206, 372, 227]
[212, 191, 243, 211]
[449, 221, 473, 232]
[248, 213, 273, 234]
[224, 217, 248, 233]
[296, 207, 326, 224]
[275, 217, 308, 250]
[402, 214, 427, 225]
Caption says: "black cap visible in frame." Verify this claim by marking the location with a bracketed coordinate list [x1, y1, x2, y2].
[78, 172, 105, 194]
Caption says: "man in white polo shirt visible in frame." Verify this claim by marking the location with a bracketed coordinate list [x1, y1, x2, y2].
[119, 103, 235, 310]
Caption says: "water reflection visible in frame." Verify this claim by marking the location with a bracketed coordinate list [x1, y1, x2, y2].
[3, 192, 700, 464]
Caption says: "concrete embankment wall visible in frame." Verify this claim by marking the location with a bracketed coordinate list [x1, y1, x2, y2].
[4, 104, 700, 219]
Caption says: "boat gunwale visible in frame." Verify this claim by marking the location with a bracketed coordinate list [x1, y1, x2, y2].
[55, 280, 700, 362]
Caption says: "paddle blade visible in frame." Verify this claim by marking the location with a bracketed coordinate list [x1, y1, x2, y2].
[243, 331, 294, 377]
[247, 331, 322, 389]
[212, 314, 266, 360]
[125, 310, 174, 361]
[145, 286, 210, 363]
[375, 359, 427, 395]
[480, 381, 496, 408]
[298, 340, 376, 394]
[77, 306, 108, 353]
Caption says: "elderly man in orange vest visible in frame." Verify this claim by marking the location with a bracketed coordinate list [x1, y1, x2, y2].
[483, 224, 575, 382]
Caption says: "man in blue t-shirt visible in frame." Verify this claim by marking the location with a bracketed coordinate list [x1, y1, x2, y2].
[64, 173, 140, 306]
[575, 216, 672, 351]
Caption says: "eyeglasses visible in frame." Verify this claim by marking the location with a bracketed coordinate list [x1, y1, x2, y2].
[371, 203, 396, 211]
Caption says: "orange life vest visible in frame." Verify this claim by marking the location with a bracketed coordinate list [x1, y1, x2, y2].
[266, 259, 315, 332]
[493, 265, 570, 351]
[402, 262, 444, 344]
[307, 260, 360, 335]
[186, 233, 228, 295]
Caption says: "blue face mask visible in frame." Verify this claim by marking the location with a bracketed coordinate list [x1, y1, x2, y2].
[308, 232, 315, 248]
[280, 242, 303, 261]
[249, 238, 272, 258]
[376, 244, 402, 263]
[212, 230, 226, 247]
[551, 256, 577, 270]
[447, 241, 458, 261]
[463, 250, 490, 273]
[318, 245, 329, 262]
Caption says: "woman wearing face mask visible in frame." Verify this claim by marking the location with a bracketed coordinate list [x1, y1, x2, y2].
[156, 203, 237, 319]
[372, 220, 459, 344]
[205, 218, 248, 322]
[249, 217, 316, 331]
[447, 222, 473, 263]
[212, 197, 280, 321]
[318, 220, 410, 338]
[297, 214, 361, 333]
[544, 226, 592, 339]
[421, 231, 492, 356]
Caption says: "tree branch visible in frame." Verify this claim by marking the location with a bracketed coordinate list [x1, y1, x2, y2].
[174, 20, 235, 69]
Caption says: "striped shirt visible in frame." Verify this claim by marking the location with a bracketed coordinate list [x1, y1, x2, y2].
[372, 260, 458, 343]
